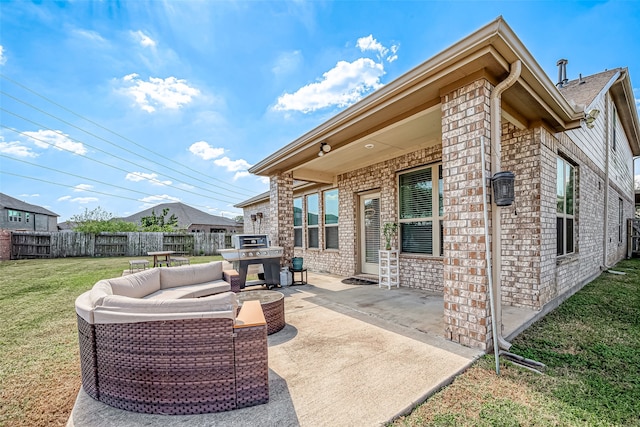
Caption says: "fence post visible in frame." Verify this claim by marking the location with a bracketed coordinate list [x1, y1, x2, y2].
[0, 230, 11, 260]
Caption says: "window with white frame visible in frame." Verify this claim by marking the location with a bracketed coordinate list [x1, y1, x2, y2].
[619, 198, 623, 243]
[398, 163, 443, 256]
[307, 194, 319, 248]
[8, 210, 22, 222]
[556, 157, 575, 256]
[25, 213, 30, 223]
[612, 105, 617, 152]
[293, 197, 303, 247]
[324, 189, 339, 249]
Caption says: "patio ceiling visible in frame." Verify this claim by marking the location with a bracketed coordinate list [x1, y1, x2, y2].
[292, 106, 442, 184]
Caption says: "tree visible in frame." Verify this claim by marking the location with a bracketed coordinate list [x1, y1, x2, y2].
[71, 207, 139, 233]
[140, 208, 181, 232]
[234, 215, 244, 223]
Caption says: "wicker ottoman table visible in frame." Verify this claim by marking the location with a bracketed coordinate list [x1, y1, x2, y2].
[237, 290, 285, 335]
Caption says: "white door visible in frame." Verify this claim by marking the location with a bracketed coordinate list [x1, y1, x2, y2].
[360, 193, 380, 275]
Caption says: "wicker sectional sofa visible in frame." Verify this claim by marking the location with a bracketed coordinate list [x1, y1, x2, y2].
[75, 261, 269, 415]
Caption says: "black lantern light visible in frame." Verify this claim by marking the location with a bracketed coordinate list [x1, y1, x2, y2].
[491, 171, 515, 206]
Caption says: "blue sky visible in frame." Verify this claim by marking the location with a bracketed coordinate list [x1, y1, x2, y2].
[1, 1, 639, 222]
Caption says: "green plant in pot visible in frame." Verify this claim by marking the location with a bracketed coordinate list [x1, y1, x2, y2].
[383, 222, 398, 250]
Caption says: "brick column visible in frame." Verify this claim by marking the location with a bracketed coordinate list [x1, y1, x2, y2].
[0, 230, 11, 260]
[441, 78, 493, 349]
[269, 172, 294, 264]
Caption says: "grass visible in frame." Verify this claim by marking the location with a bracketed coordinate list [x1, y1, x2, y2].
[0, 255, 222, 427]
[1, 257, 638, 426]
[392, 258, 640, 427]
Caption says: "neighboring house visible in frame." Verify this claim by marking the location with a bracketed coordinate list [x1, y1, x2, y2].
[121, 202, 243, 233]
[237, 17, 640, 350]
[0, 193, 59, 231]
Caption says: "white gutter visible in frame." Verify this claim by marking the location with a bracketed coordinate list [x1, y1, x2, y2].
[489, 59, 522, 351]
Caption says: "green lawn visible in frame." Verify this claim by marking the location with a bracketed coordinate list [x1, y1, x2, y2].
[392, 258, 640, 427]
[0, 256, 221, 427]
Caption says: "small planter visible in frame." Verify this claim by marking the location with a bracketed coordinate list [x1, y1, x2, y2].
[292, 257, 303, 271]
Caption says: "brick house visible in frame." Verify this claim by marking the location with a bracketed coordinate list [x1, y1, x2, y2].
[237, 18, 640, 349]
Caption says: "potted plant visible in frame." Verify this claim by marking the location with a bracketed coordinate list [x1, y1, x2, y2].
[383, 222, 398, 250]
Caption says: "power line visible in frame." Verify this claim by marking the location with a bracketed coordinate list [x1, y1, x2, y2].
[0, 169, 240, 215]
[1, 125, 242, 206]
[0, 115, 245, 202]
[0, 73, 257, 195]
[0, 94, 255, 199]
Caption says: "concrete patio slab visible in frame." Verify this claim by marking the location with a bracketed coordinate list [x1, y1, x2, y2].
[68, 272, 538, 427]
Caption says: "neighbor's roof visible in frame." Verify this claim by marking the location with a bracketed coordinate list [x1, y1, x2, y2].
[121, 202, 240, 228]
[0, 193, 59, 217]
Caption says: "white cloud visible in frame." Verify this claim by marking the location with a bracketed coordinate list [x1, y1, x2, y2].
[272, 50, 302, 75]
[356, 35, 399, 63]
[73, 184, 93, 192]
[120, 74, 200, 113]
[58, 195, 98, 204]
[233, 171, 251, 180]
[132, 30, 156, 48]
[189, 141, 225, 160]
[357, 35, 385, 55]
[0, 137, 38, 158]
[273, 58, 384, 113]
[19, 193, 40, 198]
[0, 45, 6, 66]
[139, 194, 181, 204]
[214, 156, 251, 172]
[72, 29, 107, 44]
[23, 130, 87, 155]
[258, 176, 270, 185]
[125, 171, 171, 186]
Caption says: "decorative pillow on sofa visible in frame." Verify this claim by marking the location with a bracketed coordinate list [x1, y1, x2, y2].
[159, 261, 223, 289]
[107, 268, 161, 298]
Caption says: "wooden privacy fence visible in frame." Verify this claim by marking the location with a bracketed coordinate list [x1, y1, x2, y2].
[629, 219, 640, 258]
[9, 231, 229, 260]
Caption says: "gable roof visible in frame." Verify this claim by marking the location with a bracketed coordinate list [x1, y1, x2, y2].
[0, 193, 59, 217]
[121, 202, 239, 229]
[558, 69, 620, 108]
[559, 67, 640, 155]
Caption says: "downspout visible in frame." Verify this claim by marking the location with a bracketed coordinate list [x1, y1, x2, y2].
[490, 60, 522, 351]
[603, 93, 610, 268]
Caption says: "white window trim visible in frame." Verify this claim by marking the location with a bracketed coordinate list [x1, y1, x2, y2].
[306, 194, 319, 249]
[397, 163, 443, 257]
[323, 189, 339, 250]
[557, 157, 575, 256]
[293, 197, 303, 248]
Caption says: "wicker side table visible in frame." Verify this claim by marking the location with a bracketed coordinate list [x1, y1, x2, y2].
[237, 290, 285, 335]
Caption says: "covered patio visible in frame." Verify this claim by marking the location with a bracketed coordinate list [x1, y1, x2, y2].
[68, 272, 538, 426]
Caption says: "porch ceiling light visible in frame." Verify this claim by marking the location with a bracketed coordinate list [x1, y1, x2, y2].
[584, 108, 600, 129]
[318, 142, 331, 157]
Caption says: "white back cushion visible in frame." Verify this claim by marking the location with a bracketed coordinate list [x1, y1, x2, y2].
[107, 268, 161, 298]
[159, 261, 223, 289]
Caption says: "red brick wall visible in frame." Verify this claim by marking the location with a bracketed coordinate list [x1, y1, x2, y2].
[441, 78, 493, 350]
[0, 230, 11, 260]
